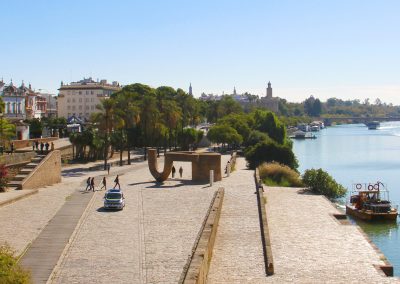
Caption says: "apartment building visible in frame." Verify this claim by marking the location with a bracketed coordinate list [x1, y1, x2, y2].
[57, 77, 121, 120]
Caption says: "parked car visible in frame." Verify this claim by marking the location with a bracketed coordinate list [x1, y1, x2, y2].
[103, 189, 125, 210]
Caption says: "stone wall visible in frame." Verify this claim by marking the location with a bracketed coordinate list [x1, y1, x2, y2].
[12, 137, 59, 150]
[1, 152, 36, 165]
[182, 187, 224, 284]
[22, 150, 62, 189]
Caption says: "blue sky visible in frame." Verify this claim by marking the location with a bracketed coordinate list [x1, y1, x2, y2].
[1, 0, 400, 104]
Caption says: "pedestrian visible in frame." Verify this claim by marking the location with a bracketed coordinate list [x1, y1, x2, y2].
[113, 175, 120, 189]
[85, 177, 91, 191]
[32, 141, 35, 151]
[107, 163, 111, 175]
[90, 177, 95, 192]
[10, 143, 14, 154]
[171, 165, 176, 178]
[35, 140, 39, 150]
[45, 142, 49, 152]
[179, 166, 183, 178]
[40, 142, 44, 154]
[50, 142, 54, 151]
[100, 177, 107, 190]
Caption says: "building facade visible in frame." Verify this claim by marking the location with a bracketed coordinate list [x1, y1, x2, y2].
[57, 77, 121, 120]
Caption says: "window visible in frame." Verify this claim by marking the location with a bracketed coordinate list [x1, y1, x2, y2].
[86, 91, 89, 95]
[67, 98, 70, 103]
[91, 105, 94, 110]
[91, 91, 94, 94]
[91, 98, 94, 102]
[72, 98, 75, 103]
[79, 91, 82, 95]
[85, 106, 89, 110]
[67, 106, 71, 110]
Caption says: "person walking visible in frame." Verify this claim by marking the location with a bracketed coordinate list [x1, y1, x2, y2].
[50, 142, 54, 151]
[179, 166, 183, 178]
[45, 142, 49, 152]
[85, 177, 91, 191]
[107, 163, 111, 175]
[32, 141, 35, 151]
[10, 143, 14, 154]
[40, 142, 44, 154]
[100, 177, 107, 190]
[113, 175, 120, 189]
[35, 140, 39, 150]
[171, 166, 176, 178]
[90, 177, 95, 192]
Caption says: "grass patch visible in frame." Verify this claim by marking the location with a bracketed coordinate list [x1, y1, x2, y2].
[0, 243, 31, 283]
[259, 162, 303, 187]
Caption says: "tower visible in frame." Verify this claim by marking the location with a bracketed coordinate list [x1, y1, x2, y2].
[266, 81, 272, 98]
[189, 83, 192, 96]
[233, 87, 237, 96]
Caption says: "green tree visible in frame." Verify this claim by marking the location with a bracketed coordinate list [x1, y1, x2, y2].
[252, 110, 286, 144]
[207, 124, 243, 148]
[245, 140, 298, 170]
[27, 118, 43, 138]
[302, 168, 347, 198]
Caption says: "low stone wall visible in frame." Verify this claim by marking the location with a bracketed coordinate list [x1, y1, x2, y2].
[12, 137, 58, 150]
[22, 150, 62, 189]
[181, 187, 224, 284]
[254, 168, 274, 275]
[1, 152, 36, 165]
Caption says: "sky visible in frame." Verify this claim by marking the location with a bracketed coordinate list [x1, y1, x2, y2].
[1, 0, 400, 104]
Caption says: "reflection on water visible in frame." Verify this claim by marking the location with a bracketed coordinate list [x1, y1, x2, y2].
[293, 122, 400, 276]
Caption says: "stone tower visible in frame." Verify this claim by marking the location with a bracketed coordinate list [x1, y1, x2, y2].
[266, 81, 272, 98]
[189, 83, 192, 96]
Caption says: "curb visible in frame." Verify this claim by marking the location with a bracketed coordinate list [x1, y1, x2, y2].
[0, 189, 38, 208]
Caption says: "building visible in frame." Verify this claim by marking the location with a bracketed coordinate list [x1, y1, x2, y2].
[259, 81, 279, 113]
[57, 77, 121, 120]
[0, 80, 28, 120]
[38, 93, 57, 118]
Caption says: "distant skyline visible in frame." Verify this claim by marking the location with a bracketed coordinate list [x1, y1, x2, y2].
[1, 0, 400, 104]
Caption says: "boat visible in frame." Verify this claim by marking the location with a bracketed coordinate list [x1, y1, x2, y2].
[366, 121, 380, 130]
[346, 182, 398, 221]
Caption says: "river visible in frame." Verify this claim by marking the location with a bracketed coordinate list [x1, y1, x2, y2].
[293, 122, 400, 276]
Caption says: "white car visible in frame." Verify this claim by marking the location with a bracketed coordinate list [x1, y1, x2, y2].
[103, 189, 125, 210]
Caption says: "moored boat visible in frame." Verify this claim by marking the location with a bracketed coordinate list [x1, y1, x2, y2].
[366, 121, 380, 130]
[346, 182, 398, 221]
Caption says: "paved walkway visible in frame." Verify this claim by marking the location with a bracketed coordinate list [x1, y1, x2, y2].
[264, 187, 399, 283]
[208, 157, 266, 283]
[50, 156, 231, 283]
[19, 189, 95, 284]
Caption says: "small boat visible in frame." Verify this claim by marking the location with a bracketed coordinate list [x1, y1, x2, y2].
[346, 182, 398, 221]
[366, 121, 380, 130]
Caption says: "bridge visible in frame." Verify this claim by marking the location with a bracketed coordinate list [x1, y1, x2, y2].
[323, 116, 400, 126]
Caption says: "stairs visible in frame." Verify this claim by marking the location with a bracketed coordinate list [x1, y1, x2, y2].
[8, 154, 47, 190]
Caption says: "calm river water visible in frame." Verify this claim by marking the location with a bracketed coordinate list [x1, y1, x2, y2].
[293, 122, 400, 276]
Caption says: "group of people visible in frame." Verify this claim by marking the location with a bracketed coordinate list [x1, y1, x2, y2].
[32, 140, 54, 154]
[171, 165, 183, 178]
[85, 175, 121, 192]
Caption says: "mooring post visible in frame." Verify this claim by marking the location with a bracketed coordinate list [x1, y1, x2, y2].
[210, 170, 214, 186]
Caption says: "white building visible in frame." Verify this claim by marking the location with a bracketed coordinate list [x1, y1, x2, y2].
[57, 77, 121, 120]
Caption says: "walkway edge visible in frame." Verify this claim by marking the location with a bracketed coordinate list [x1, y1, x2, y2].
[181, 187, 224, 284]
[0, 189, 38, 208]
[46, 190, 98, 284]
[255, 168, 274, 276]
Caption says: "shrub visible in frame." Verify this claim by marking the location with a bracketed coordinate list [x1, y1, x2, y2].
[245, 140, 298, 170]
[259, 162, 303, 187]
[0, 164, 9, 192]
[0, 243, 31, 283]
[302, 168, 347, 199]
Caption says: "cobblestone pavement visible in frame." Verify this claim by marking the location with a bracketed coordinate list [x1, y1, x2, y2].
[264, 187, 400, 284]
[208, 157, 267, 283]
[51, 156, 231, 284]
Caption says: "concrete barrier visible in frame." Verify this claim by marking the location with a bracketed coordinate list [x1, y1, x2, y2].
[180, 187, 224, 284]
[254, 168, 274, 276]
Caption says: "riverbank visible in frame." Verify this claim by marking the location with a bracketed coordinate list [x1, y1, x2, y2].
[264, 186, 399, 283]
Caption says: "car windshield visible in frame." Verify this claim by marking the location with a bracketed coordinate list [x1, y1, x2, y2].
[106, 193, 122, 199]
